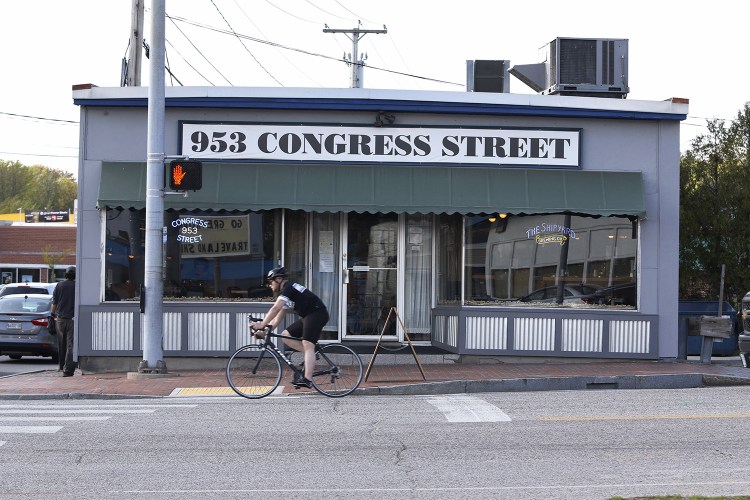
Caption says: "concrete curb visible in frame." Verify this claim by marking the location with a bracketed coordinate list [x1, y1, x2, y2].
[0, 393, 162, 401]
[354, 373, 710, 396]
[1, 372, 749, 401]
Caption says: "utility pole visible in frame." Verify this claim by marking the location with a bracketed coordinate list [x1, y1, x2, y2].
[139, 0, 167, 374]
[125, 0, 145, 86]
[323, 23, 387, 88]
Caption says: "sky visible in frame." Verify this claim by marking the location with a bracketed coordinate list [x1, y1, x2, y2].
[1, 0, 748, 179]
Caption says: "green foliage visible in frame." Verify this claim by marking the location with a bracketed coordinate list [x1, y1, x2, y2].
[0, 159, 77, 213]
[679, 103, 750, 307]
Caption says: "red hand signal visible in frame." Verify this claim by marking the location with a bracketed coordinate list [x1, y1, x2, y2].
[172, 165, 186, 185]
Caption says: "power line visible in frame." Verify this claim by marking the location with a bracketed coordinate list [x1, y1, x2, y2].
[303, 0, 350, 21]
[263, 0, 320, 24]
[209, 0, 282, 86]
[163, 48, 184, 86]
[0, 151, 78, 158]
[333, 0, 376, 24]
[165, 37, 214, 85]
[0, 112, 78, 125]
[167, 13, 232, 85]
[232, 0, 323, 87]
[167, 15, 463, 87]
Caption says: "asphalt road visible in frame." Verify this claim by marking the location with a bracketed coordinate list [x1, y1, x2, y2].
[0, 386, 749, 499]
[0, 355, 56, 377]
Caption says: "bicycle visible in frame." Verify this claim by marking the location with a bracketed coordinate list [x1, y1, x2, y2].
[226, 316, 363, 398]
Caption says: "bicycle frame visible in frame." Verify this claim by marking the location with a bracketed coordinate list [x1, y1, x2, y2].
[248, 318, 338, 381]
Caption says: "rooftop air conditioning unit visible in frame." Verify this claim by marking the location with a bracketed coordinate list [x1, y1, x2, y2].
[466, 60, 510, 93]
[509, 38, 629, 98]
[544, 37, 629, 98]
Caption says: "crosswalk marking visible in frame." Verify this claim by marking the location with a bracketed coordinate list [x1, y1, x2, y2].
[0, 409, 155, 414]
[0, 404, 197, 409]
[0, 426, 62, 434]
[0, 416, 110, 422]
[427, 395, 512, 423]
[0, 402, 196, 445]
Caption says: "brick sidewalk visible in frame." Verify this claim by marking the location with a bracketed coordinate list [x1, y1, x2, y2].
[1, 359, 749, 399]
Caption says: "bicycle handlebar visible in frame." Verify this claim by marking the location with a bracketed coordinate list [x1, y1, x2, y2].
[247, 316, 266, 328]
[248, 315, 273, 339]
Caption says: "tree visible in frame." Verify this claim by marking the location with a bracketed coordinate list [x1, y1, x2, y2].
[42, 244, 74, 282]
[0, 160, 76, 213]
[679, 103, 750, 307]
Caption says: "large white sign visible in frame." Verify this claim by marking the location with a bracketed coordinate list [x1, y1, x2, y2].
[180, 123, 580, 167]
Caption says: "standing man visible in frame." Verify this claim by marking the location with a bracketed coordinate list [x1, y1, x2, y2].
[250, 267, 329, 388]
[52, 266, 76, 377]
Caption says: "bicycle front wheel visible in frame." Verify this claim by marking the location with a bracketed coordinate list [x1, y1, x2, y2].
[311, 343, 363, 397]
[226, 345, 282, 399]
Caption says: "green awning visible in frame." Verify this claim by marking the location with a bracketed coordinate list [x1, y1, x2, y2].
[98, 162, 646, 218]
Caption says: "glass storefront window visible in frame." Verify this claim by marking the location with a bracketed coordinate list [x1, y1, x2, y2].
[104, 208, 279, 302]
[102, 208, 637, 311]
[436, 213, 461, 305]
[404, 214, 432, 341]
[283, 210, 307, 283]
[465, 213, 638, 309]
[311, 213, 340, 340]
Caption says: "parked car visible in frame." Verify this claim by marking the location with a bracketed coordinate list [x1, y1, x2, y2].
[519, 284, 602, 304]
[590, 282, 637, 307]
[0, 293, 57, 361]
[0, 282, 57, 298]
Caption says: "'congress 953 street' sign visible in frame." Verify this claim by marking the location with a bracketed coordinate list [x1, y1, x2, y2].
[174, 215, 250, 258]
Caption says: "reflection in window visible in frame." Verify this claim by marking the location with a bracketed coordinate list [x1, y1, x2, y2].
[104, 209, 279, 301]
[466, 213, 638, 308]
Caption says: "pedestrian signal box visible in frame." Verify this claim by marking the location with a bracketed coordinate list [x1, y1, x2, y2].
[168, 160, 202, 191]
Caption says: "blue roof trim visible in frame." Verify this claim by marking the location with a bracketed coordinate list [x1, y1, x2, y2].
[73, 96, 687, 121]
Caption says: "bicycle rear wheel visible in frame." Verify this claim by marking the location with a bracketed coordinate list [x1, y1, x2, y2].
[310, 343, 363, 397]
[226, 345, 282, 399]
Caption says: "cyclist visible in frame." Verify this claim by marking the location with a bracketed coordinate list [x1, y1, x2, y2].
[250, 267, 329, 388]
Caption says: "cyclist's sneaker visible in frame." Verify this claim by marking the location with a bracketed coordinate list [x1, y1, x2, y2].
[296, 377, 313, 389]
[292, 372, 313, 388]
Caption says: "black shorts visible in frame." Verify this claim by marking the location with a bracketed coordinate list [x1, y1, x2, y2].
[285, 308, 329, 344]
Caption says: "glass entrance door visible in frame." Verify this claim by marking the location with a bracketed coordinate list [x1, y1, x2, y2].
[343, 212, 398, 338]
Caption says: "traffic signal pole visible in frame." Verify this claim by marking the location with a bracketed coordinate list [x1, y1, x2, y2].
[140, 0, 167, 374]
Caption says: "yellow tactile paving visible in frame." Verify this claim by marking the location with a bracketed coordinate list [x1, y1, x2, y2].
[173, 387, 237, 396]
[171, 386, 280, 397]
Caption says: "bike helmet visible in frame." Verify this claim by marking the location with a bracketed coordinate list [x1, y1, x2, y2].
[266, 266, 288, 282]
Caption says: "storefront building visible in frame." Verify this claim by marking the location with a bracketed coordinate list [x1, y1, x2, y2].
[72, 86, 686, 371]
[0, 222, 76, 284]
